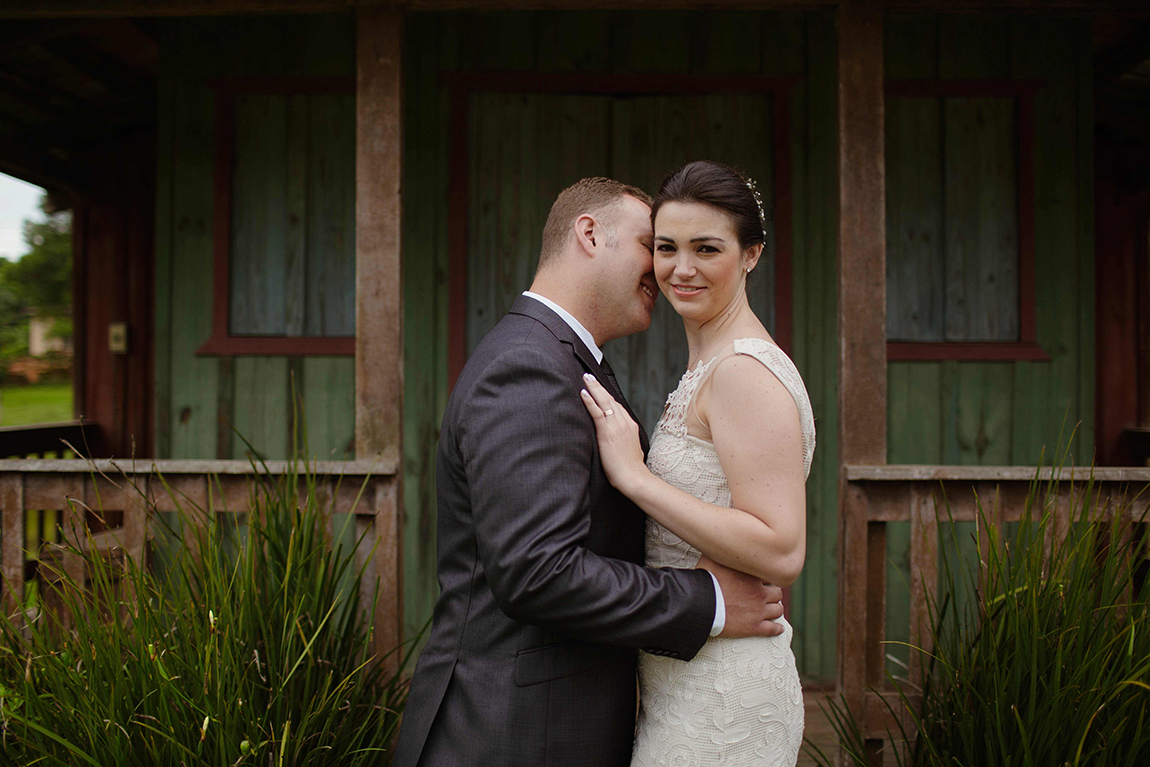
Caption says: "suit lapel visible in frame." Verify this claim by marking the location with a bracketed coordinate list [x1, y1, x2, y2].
[509, 295, 650, 455]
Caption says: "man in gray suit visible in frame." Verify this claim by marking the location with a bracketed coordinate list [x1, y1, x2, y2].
[393, 178, 785, 767]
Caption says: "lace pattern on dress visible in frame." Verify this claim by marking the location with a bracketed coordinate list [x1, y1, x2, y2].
[632, 338, 814, 767]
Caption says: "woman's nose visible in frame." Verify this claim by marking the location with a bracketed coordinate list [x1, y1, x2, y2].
[673, 255, 695, 278]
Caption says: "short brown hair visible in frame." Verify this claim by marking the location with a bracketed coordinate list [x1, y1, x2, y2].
[538, 177, 652, 269]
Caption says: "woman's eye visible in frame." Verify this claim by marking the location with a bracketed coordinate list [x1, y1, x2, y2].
[697, 245, 718, 254]
[655, 244, 675, 253]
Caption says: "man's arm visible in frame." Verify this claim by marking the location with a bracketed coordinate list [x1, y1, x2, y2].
[461, 346, 714, 659]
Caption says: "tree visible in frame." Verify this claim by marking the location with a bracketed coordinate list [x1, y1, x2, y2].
[7, 200, 71, 316]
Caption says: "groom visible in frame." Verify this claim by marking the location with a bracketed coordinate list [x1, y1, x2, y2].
[393, 178, 785, 767]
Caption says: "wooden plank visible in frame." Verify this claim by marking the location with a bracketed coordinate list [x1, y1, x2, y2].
[906, 483, 937, 691]
[302, 358, 356, 460]
[845, 465, 1150, 482]
[836, 0, 885, 735]
[356, 7, 404, 468]
[284, 94, 308, 338]
[943, 96, 1018, 341]
[306, 92, 357, 337]
[355, 476, 402, 669]
[232, 357, 290, 460]
[796, 8, 837, 681]
[836, 0, 886, 469]
[0, 458, 399, 475]
[230, 93, 289, 336]
[1010, 18, 1090, 466]
[167, 20, 220, 460]
[885, 94, 943, 341]
[7, 0, 1149, 19]
[356, 7, 404, 666]
[865, 520, 887, 690]
[0, 474, 23, 609]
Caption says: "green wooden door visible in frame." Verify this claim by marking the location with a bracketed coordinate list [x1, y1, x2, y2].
[467, 90, 778, 431]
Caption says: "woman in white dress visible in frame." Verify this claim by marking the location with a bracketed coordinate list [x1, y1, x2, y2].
[580, 160, 815, 767]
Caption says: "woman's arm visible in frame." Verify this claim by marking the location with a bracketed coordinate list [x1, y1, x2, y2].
[580, 358, 806, 586]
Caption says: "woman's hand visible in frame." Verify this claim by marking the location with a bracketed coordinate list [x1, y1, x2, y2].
[580, 373, 650, 495]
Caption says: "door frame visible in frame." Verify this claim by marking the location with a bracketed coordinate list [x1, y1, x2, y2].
[443, 72, 798, 387]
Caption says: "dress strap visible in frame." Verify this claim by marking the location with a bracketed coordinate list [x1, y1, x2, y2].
[686, 338, 816, 479]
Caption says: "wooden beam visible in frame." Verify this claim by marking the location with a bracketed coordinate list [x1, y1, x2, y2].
[3, 0, 1150, 19]
[835, 0, 885, 759]
[355, 6, 404, 668]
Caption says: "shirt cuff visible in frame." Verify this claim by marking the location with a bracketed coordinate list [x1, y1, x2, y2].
[708, 571, 726, 636]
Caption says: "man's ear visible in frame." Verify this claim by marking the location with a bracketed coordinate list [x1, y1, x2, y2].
[574, 213, 598, 255]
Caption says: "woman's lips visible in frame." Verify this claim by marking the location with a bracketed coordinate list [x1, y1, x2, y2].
[671, 284, 705, 297]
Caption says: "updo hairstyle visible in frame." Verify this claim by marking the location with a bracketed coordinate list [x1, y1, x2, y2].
[650, 160, 767, 251]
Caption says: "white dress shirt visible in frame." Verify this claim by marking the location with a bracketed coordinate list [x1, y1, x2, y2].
[521, 292, 726, 636]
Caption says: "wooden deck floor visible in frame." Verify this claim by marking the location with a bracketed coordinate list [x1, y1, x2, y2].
[798, 689, 838, 766]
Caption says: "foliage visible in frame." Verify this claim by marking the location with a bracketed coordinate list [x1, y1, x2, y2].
[806, 467, 1150, 767]
[9, 205, 72, 316]
[0, 447, 414, 766]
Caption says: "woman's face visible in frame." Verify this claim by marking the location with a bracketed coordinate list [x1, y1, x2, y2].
[653, 201, 758, 325]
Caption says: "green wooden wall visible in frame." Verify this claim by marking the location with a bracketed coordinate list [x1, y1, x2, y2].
[402, 10, 842, 678]
[154, 15, 358, 466]
[882, 15, 1095, 672]
[152, 11, 1093, 684]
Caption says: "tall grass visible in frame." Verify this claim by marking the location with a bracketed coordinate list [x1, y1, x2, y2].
[808, 469, 1150, 766]
[0, 452, 413, 765]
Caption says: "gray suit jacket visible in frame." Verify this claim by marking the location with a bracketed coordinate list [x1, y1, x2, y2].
[392, 295, 716, 767]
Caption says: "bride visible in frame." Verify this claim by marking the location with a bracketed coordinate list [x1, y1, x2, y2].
[580, 160, 814, 766]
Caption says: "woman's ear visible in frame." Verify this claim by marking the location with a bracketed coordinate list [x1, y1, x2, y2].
[744, 242, 764, 274]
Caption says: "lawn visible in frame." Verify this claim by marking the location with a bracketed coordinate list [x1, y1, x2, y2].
[0, 382, 73, 426]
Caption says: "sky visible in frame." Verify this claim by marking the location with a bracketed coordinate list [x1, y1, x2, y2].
[0, 172, 45, 262]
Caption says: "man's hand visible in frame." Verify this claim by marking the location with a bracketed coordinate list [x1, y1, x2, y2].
[696, 555, 785, 638]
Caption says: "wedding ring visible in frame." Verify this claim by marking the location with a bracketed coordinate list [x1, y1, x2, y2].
[603, 409, 615, 416]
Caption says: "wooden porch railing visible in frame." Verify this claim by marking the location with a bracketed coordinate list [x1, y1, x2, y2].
[0, 457, 401, 666]
[0, 421, 96, 459]
[838, 465, 1150, 765]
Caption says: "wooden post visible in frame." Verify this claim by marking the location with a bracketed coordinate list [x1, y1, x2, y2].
[836, 0, 886, 763]
[356, 7, 404, 669]
[0, 474, 23, 611]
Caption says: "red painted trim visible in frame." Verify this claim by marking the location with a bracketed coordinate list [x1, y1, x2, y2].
[208, 76, 355, 95]
[444, 72, 800, 386]
[205, 79, 357, 358]
[440, 72, 801, 95]
[197, 336, 355, 356]
[447, 88, 469, 388]
[885, 79, 1043, 98]
[886, 342, 1050, 362]
[886, 78, 1045, 357]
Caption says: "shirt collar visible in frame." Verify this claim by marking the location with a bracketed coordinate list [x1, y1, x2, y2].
[522, 291, 603, 363]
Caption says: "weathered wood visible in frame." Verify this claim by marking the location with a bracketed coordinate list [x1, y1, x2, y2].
[356, 7, 404, 666]
[0, 475, 24, 609]
[0, 458, 398, 475]
[846, 464, 1150, 482]
[6, 0, 1150, 20]
[836, 0, 885, 738]
[355, 7, 404, 468]
[865, 521, 887, 690]
[906, 485, 938, 689]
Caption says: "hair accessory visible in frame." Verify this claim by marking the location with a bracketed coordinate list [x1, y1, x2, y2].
[744, 177, 768, 244]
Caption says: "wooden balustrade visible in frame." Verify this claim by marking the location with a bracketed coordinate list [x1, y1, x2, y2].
[839, 465, 1150, 765]
[0, 457, 402, 665]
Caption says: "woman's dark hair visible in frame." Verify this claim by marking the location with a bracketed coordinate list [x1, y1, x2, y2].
[651, 160, 767, 249]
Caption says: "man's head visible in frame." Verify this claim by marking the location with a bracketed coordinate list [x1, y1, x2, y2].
[532, 178, 659, 345]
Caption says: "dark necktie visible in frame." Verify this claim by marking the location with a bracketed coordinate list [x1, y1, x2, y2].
[599, 356, 650, 454]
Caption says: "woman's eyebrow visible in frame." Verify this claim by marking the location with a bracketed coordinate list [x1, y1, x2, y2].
[654, 235, 726, 243]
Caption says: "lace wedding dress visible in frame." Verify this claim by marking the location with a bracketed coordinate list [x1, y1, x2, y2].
[632, 338, 816, 767]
